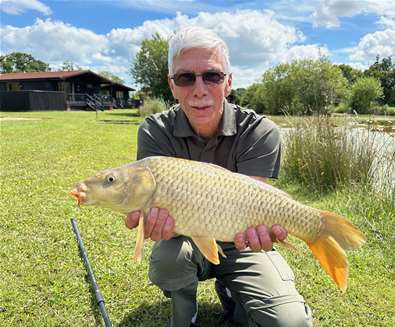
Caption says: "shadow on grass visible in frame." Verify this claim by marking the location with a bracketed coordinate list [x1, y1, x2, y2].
[107, 112, 140, 118]
[118, 301, 229, 327]
[98, 119, 140, 125]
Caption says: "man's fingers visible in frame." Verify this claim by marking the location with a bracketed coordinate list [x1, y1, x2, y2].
[144, 208, 158, 238]
[150, 208, 168, 241]
[125, 211, 141, 229]
[162, 216, 175, 240]
[246, 227, 261, 252]
[271, 224, 288, 242]
[256, 224, 273, 251]
[234, 231, 247, 250]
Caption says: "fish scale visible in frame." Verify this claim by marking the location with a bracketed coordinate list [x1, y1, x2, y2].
[145, 156, 321, 241]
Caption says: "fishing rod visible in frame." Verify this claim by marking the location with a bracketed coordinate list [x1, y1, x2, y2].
[71, 218, 112, 327]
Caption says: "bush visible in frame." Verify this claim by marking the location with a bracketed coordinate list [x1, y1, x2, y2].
[139, 98, 167, 117]
[281, 115, 394, 193]
[327, 102, 349, 113]
[370, 104, 395, 116]
[350, 77, 383, 113]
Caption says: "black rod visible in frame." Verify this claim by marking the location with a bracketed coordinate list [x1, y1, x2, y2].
[71, 218, 112, 327]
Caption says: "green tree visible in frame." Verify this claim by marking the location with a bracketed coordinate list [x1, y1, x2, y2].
[335, 64, 363, 85]
[61, 61, 82, 71]
[131, 33, 172, 103]
[252, 59, 349, 115]
[290, 59, 349, 114]
[0, 52, 50, 73]
[239, 83, 266, 114]
[99, 71, 124, 84]
[259, 63, 297, 114]
[364, 56, 395, 106]
[228, 88, 246, 105]
[350, 77, 383, 113]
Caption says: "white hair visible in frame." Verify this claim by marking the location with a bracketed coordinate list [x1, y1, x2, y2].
[168, 26, 231, 75]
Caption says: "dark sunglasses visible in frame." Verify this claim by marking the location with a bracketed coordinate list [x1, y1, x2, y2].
[171, 71, 227, 87]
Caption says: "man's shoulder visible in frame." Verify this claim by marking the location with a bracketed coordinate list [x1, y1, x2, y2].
[231, 104, 278, 133]
[140, 105, 179, 130]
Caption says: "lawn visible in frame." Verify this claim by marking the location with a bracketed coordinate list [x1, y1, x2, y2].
[0, 109, 394, 326]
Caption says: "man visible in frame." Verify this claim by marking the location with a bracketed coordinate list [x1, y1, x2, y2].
[125, 26, 312, 327]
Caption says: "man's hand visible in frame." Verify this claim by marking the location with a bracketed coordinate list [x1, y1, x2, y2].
[234, 224, 288, 252]
[125, 208, 175, 241]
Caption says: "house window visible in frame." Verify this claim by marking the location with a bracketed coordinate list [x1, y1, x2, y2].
[116, 91, 123, 99]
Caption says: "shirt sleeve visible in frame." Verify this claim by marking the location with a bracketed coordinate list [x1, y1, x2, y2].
[236, 117, 281, 178]
[137, 116, 175, 160]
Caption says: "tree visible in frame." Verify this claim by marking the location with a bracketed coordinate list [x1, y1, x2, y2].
[239, 83, 266, 114]
[250, 59, 349, 115]
[350, 77, 383, 113]
[364, 56, 395, 106]
[131, 33, 172, 103]
[61, 61, 82, 71]
[259, 63, 297, 114]
[335, 64, 363, 85]
[228, 88, 246, 105]
[99, 71, 124, 84]
[0, 52, 50, 73]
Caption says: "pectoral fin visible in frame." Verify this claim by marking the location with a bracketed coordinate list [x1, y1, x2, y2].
[191, 237, 220, 265]
[133, 214, 145, 262]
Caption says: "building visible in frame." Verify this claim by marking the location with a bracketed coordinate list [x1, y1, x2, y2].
[0, 70, 135, 111]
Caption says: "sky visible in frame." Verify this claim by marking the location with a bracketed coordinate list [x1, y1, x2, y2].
[0, 0, 394, 89]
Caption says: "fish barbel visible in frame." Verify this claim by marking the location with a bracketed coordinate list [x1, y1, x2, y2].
[70, 156, 365, 291]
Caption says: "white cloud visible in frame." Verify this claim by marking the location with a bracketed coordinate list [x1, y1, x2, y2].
[312, 0, 395, 28]
[1, 19, 108, 64]
[348, 26, 395, 63]
[0, 0, 52, 15]
[0, 11, 333, 88]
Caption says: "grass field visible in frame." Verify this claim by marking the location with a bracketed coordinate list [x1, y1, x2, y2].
[1, 109, 394, 326]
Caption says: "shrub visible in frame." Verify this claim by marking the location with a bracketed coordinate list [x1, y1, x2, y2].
[327, 102, 349, 113]
[370, 104, 395, 116]
[139, 98, 167, 117]
[350, 77, 383, 113]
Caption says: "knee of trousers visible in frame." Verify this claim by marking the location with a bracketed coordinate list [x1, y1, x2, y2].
[148, 237, 201, 291]
[246, 299, 313, 327]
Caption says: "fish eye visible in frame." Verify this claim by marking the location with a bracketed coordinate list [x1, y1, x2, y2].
[106, 175, 116, 183]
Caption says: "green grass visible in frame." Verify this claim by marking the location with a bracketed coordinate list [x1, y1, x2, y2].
[1, 110, 394, 326]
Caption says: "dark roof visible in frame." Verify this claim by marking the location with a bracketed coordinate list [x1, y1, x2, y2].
[0, 70, 134, 91]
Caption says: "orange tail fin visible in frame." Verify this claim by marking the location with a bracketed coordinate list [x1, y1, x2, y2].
[306, 210, 365, 292]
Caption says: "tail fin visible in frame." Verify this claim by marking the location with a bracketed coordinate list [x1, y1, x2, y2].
[306, 210, 365, 292]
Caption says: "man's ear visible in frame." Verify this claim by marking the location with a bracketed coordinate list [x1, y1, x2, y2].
[224, 73, 233, 97]
[168, 76, 178, 100]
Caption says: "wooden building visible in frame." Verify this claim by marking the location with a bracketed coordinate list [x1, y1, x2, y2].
[0, 70, 135, 111]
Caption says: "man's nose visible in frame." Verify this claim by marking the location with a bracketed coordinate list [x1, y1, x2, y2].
[192, 75, 208, 97]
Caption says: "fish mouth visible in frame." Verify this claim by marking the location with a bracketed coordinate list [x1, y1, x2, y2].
[70, 184, 87, 206]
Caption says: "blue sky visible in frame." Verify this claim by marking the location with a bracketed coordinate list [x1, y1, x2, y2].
[1, 0, 394, 88]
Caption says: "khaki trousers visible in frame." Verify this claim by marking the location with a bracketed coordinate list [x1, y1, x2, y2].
[149, 236, 313, 327]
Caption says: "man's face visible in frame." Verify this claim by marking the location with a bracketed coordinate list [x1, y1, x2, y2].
[168, 47, 232, 138]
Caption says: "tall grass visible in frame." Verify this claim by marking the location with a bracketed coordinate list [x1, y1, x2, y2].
[281, 115, 395, 195]
[139, 98, 167, 117]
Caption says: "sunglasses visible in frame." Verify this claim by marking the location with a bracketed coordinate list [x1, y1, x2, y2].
[171, 71, 227, 87]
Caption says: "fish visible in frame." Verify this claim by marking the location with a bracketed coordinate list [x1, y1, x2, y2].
[70, 156, 365, 291]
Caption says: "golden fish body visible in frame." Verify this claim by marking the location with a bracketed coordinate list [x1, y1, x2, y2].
[145, 157, 321, 242]
[71, 156, 365, 291]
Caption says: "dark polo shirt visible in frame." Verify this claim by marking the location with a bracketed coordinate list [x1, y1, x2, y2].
[137, 101, 281, 178]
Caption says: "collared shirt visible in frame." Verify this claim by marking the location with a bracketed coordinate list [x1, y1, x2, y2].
[137, 101, 281, 178]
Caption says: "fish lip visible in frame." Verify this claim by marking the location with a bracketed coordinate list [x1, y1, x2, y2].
[70, 188, 86, 205]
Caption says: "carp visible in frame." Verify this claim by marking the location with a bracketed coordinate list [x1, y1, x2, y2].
[70, 156, 365, 291]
